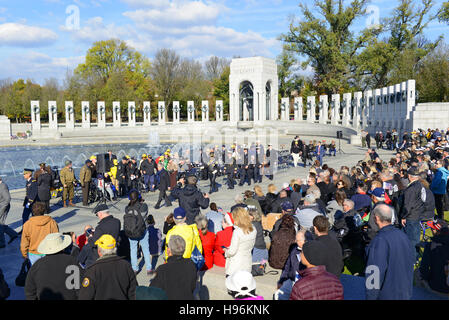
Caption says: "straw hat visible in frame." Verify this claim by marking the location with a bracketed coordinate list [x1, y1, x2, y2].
[37, 233, 72, 255]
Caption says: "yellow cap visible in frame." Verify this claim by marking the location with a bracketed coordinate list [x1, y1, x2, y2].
[95, 234, 116, 250]
[160, 156, 164, 160]
[142, 154, 147, 158]
[126, 155, 131, 159]
[113, 159, 118, 165]
[90, 156, 97, 160]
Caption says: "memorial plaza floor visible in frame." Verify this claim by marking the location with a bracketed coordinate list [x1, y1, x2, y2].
[1, 137, 448, 300]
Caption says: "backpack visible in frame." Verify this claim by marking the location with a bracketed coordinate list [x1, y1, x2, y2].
[124, 206, 146, 240]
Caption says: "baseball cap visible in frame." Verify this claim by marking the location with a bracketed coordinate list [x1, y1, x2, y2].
[23, 168, 34, 175]
[281, 201, 294, 212]
[407, 166, 420, 176]
[368, 188, 385, 198]
[173, 207, 186, 219]
[94, 204, 109, 215]
[95, 234, 116, 250]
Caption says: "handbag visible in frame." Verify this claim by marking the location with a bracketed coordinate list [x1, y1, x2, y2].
[251, 262, 266, 276]
[15, 259, 31, 287]
[190, 246, 205, 271]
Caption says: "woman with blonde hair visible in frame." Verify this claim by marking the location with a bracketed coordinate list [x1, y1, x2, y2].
[264, 184, 278, 214]
[224, 207, 257, 277]
[247, 207, 268, 264]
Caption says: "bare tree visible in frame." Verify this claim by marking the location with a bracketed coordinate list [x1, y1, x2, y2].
[204, 56, 231, 80]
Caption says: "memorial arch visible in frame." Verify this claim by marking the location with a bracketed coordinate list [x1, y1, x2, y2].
[229, 57, 278, 123]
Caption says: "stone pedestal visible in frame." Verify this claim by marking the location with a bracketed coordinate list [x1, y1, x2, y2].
[158, 102, 166, 125]
[97, 102, 106, 128]
[216, 100, 224, 121]
[113, 102, 121, 128]
[294, 97, 302, 121]
[0, 115, 11, 140]
[342, 93, 351, 127]
[31, 101, 41, 132]
[202, 101, 209, 122]
[363, 90, 373, 129]
[307, 96, 315, 123]
[173, 101, 180, 124]
[48, 101, 58, 130]
[280, 98, 289, 121]
[128, 102, 136, 127]
[187, 101, 195, 123]
[143, 102, 151, 126]
[353, 92, 362, 130]
[81, 101, 90, 129]
[65, 101, 75, 130]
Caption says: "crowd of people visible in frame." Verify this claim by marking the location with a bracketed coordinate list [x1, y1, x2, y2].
[1, 127, 449, 300]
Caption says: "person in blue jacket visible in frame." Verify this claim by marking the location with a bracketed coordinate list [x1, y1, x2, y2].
[365, 204, 415, 300]
[430, 159, 449, 220]
[315, 141, 326, 166]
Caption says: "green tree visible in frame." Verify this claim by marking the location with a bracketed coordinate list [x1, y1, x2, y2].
[212, 66, 230, 118]
[438, 1, 449, 23]
[277, 45, 305, 98]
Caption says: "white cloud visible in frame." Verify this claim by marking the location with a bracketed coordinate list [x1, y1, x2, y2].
[120, 0, 170, 7]
[0, 23, 58, 47]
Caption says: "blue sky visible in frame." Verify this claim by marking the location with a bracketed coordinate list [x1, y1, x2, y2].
[0, 0, 447, 84]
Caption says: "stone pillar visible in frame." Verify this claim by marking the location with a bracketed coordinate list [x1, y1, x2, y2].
[280, 98, 289, 121]
[381, 87, 388, 129]
[342, 93, 351, 127]
[293, 97, 302, 121]
[319, 95, 328, 124]
[48, 101, 58, 130]
[158, 102, 166, 125]
[307, 96, 315, 123]
[353, 92, 362, 130]
[187, 101, 195, 123]
[0, 116, 11, 139]
[31, 101, 41, 132]
[394, 83, 401, 130]
[406, 80, 416, 132]
[201, 101, 209, 122]
[363, 90, 373, 129]
[81, 101, 90, 129]
[373, 89, 382, 132]
[128, 102, 136, 127]
[97, 101, 106, 128]
[143, 102, 151, 127]
[216, 100, 224, 121]
[113, 101, 121, 128]
[173, 101, 180, 124]
[331, 94, 340, 125]
[65, 101, 75, 130]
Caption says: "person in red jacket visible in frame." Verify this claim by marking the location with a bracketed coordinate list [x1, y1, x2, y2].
[213, 212, 234, 267]
[290, 240, 344, 300]
[195, 215, 215, 270]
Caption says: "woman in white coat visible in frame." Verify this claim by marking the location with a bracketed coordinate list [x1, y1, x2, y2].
[224, 207, 257, 277]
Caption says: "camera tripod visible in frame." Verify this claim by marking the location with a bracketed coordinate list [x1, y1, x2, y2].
[91, 179, 119, 214]
[337, 137, 346, 155]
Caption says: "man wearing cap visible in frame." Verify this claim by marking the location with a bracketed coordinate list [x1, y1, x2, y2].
[400, 166, 426, 261]
[290, 240, 343, 300]
[224, 149, 237, 189]
[290, 136, 303, 168]
[419, 219, 449, 293]
[60, 160, 76, 207]
[22, 169, 39, 226]
[36, 163, 52, 214]
[24, 233, 79, 300]
[294, 194, 323, 230]
[140, 154, 156, 192]
[79, 234, 137, 300]
[272, 201, 300, 236]
[154, 162, 172, 209]
[366, 187, 396, 242]
[365, 204, 415, 300]
[79, 160, 93, 206]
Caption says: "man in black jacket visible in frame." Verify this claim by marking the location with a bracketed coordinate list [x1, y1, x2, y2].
[140, 156, 156, 192]
[171, 175, 209, 225]
[224, 150, 237, 189]
[36, 164, 52, 214]
[79, 234, 136, 300]
[117, 157, 128, 197]
[400, 166, 426, 261]
[154, 162, 172, 209]
[290, 136, 303, 168]
[150, 235, 197, 300]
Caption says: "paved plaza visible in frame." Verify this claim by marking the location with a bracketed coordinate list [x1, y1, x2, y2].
[1, 137, 447, 300]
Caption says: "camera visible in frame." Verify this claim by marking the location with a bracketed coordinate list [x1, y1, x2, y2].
[336, 131, 343, 139]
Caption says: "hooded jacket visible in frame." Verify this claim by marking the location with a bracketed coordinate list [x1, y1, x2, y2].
[430, 166, 449, 195]
[171, 184, 210, 224]
[21, 215, 59, 257]
[164, 223, 202, 260]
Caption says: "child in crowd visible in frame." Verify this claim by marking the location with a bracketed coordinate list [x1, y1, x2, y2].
[147, 214, 163, 273]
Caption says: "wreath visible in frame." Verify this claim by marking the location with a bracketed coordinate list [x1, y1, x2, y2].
[33, 106, 40, 114]
[202, 105, 208, 113]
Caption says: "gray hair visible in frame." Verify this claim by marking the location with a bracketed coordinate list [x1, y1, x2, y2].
[98, 246, 117, 256]
[343, 199, 355, 210]
[247, 207, 262, 222]
[168, 235, 186, 256]
[195, 214, 208, 233]
[174, 217, 186, 225]
[372, 204, 393, 223]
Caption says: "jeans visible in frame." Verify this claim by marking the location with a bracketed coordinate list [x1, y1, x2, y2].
[28, 253, 45, 265]
[403, 220, 421, 261]
[129, 229, 151, 272]
[276, 279, 294, 300]
[0, 224, 18, 247]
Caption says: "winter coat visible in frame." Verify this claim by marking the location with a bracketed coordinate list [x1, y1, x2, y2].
[79, 164, 92, 186]
[400, 180, 426, 221]
[278, 246, 305, 286]
[199, 230, 215, 270]
[59, 166, 75, 185]
[78, 254, 137, 300]
[20, 215, 59, 258]
[290, 265, 344, 300]
[37, 171, 52, 201]
[25, 253, 79, 300]
[294, 205, 323, 230]
[365, 225, 415, 300]
[147, 225, 163, 256]
[263, 192, 278, 214]
[269, 219, 297, 270]
[350, 193, 372, 212]
[252, 221, 266, 250]
[150, 255, 197, 300]
[270, 196, 292, 214]
[165, 223, 202, 260]
[225, 227, 257, 276]
[0, 183, 11, 219]
[420, 233, 449, 293]
[326, 200, 343, 227]
[91, 215, 121, 244]
[430, 167, 449, 195]
[170, 184, 210, 224]
[214, 226, 233, 267]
